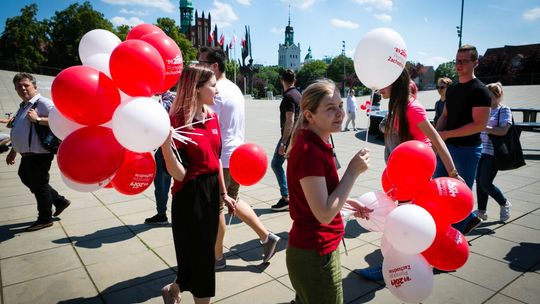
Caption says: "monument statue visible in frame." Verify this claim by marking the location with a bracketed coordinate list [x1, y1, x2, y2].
[239, 25, 258, 96]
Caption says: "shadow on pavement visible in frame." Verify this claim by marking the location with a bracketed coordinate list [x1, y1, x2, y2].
[0, 220, 37, 242]
[505, 242, 540, 272]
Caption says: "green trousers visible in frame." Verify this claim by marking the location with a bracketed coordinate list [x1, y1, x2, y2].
[286, 246, 343, 304]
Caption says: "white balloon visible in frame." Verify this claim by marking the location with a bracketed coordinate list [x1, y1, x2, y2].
[353, 28, 407, 90]
[383, 253, 434, 303]
[79, 29, 121, 64]
[84, 53, 111, 77]
[384, 204, 436, 255]
[61, 173, 110, 192]
[356, 191, 396, 232]
[380, 233, 395, 257]
[48, 107, 84, 140]
[112, 97, 170, 152]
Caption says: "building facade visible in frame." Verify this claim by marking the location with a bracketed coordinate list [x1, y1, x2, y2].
[278, 15, 301, 71]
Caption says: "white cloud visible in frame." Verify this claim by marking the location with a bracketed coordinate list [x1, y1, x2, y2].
[331, 18, 359, 29]
[210, 1, 238, 28]
[355, 0, 393, 11]
[281, 0, 317, 10]
[110, 16, 145, 27]
[523, 7, 540, 21]
[374, 13, 392, 22]
[270, 27, 284, 34]
[119, 8, 149, 16]
[236, 0, 251, 5]
[102, 0, 176, 14]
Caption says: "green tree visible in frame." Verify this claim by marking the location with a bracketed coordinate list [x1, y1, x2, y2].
[254, 66, 282, 95]
[0, 4, 49, 72]
[326, 55, 356, 90]
[155, 17, 197, 63]
[296, 60, 328, 89]
[113, 24, 130, 41]
[46, 1, 114, 68]
[435, 61, 457, 82]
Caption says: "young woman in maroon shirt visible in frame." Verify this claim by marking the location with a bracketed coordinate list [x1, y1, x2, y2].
[160, 65, 235, 304]
[286, 80, 372, 303]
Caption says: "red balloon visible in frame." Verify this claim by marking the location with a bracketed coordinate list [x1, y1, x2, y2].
[229, 143, 268, 186]
[360, 104, 367, 110]
[381, 168, 393, 195]
[141, 33, 183, 93]
[386, 140, 436, 196]
[365, 100, 371, 105]
[111, 151, 156, 195]
[422, 225, 469, 271]
[413, 177, 473, 225]
[126, 23, 166, 40]
[51, 66, 120, 126]
[57, 126, 125, 184]
[109, 40, 165, 96]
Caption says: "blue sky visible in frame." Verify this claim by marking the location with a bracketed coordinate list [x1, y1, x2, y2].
[2, 0, 540, 68]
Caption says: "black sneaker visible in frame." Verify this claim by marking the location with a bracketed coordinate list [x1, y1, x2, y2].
[271, 198, 289, 212]
[53, 199, 71, 217]
[26, 220, 53, 232]
[462, 216, 483, 235]
[145, 214, 168, 225]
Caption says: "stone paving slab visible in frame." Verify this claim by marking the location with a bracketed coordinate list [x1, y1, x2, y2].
[1, 69, 539, 303]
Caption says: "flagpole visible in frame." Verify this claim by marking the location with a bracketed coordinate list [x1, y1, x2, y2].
[233, 31, 237, 84]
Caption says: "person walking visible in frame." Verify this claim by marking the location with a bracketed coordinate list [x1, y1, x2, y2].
[198, 47, 280, 269]
[435, 44, 491, 235]
[433, 77, 453, 126]
[160, 65, 235, 304]
[285, 79, 372, 303]
[343, 89, 357, 131]
[271, 69, 301, 212]
[475, 82, 512, 222]
[6, 73, 70, 231]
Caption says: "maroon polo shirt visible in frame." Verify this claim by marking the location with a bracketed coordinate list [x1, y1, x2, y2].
[287, 129, 343, 255]
[170, 111, 222, 195]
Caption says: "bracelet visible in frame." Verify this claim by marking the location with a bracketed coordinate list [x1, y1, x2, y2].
[448, 169, 459, 178]
[220, 192, 227, 196]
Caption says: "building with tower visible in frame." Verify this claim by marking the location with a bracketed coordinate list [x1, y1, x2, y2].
[179, 0, 220, 49]
[278, 11, 301, 71]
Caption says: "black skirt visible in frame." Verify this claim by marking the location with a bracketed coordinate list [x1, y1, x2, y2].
[171, 173, 220, 298]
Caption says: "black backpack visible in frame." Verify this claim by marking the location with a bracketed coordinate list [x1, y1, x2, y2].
[30, 101, 61, 154]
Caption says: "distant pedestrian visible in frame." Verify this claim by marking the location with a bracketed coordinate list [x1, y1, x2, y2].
[271, 69, 301, 212]
[475, 82, 512, 222]
[433, 77, 452, 126]
[343, 89, 357, 131]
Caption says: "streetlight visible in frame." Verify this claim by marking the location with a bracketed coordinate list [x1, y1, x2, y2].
[457, 0, 464, 48]
[342, 40, 346, 97]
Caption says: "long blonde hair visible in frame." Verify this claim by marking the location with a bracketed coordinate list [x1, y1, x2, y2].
[169, 65, 215, 129]
[288, 79, 336, 150]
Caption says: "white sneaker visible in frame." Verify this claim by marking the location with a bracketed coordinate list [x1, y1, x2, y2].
[476, 210, 488, 221]
[500, 201, 511, 222]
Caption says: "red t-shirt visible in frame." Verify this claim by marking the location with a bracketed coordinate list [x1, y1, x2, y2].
[170, 111, 222, 195]
[287, 129, 343, 255]
[393, 98, 430, 146]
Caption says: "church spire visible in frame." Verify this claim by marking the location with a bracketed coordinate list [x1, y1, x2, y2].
[284, 5, 294, 46]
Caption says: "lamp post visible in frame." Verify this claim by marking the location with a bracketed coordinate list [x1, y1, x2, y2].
[457, 0, 464, 48]
[342, 40, 346, 97]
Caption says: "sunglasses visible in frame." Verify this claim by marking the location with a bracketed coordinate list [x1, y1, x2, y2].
[455, 59, 473, 65]
[437, 86, 447, 90]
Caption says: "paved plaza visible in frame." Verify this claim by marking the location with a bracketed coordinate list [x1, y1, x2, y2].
[0, 70, 539, 303]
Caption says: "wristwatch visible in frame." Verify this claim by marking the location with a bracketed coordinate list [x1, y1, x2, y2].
[36, 117, 42, 123]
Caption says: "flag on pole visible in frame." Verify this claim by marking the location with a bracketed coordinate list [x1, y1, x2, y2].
[229, 34, 237, 49]
[208, 31, 214, 44]
[219, 33, 225, 46]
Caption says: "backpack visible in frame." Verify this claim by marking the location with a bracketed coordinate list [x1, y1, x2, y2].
[30, 101, 61, 154]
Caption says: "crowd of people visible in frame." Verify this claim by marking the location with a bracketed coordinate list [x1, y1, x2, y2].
[3, 43, 517, 303]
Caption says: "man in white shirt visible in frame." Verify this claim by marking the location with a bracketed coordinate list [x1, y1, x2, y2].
[198, 47, 280, 269]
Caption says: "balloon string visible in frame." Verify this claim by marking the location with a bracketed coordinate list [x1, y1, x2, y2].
[364, 89, 375, 146]
[174, 117, 214, 130]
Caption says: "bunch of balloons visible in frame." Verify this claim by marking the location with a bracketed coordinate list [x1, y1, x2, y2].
[351, 140, 473, 303]
[50, 24, 184, 195]
[359, 100, 371, 112]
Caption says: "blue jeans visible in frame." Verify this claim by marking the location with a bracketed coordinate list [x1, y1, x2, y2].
[433, 144, 482, 232]
[476, 154, 507, 210]
[271, 140, 288, 198]
[154, 148, 172, 215]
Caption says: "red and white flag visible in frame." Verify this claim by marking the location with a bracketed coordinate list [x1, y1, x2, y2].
[219, 33, 225, 46]
[208, 32, 214, 44]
